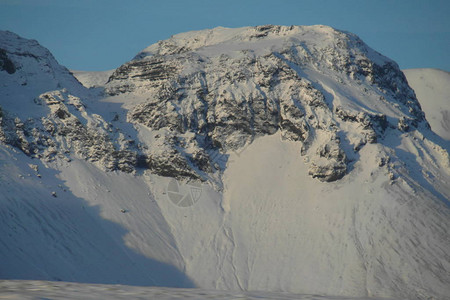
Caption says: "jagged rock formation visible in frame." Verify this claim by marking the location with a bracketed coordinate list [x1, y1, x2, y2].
[0, 31, 141, 173]
[0, 90, 138, 172]
[106, 25, 427, 182]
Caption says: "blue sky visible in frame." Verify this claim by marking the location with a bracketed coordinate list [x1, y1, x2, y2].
[1, 0, 449, 71]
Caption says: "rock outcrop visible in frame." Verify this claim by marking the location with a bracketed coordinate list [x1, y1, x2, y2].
[0, 90, 139, 173]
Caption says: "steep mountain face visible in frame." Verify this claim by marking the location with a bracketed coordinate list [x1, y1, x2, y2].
[106, 25, 425, 183]
[0, 26, 429, 184]
[1, 27, 450, 300]
[0, 31, 82, 116]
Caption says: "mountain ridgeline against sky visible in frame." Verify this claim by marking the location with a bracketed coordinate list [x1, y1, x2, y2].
[0, 26, 430, 183]
[0, 26, 449, 300]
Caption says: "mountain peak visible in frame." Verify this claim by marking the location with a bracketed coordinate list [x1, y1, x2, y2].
[105, 25, 427, 183]
[134, 25, 389, 66]
[0, 30, 83, 119]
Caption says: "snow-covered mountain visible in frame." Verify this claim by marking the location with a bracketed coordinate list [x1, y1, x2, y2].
[1, 26, 449, 300]
[403, 68, 450, 141]
[105, 25, 426, 184]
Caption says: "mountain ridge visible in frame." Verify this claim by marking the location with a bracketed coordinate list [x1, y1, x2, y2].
[104, 25, 428, 184]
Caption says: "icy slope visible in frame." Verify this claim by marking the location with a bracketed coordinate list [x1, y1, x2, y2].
[218, 132, 449, 297]
[0, 145, 192, 287]
[1, 26, 450, 300]
[403, 68, 450, 140]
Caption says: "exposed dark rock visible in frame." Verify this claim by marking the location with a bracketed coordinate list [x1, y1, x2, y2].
[0, 48, 16, 74]
[308, 162, 347, 182]
[0, 91, 143, 174]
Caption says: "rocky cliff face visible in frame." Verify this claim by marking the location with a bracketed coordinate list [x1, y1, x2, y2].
[0, 31, 141, 173]
[0, 90, 139, 172]
[105, 25, 427, 182]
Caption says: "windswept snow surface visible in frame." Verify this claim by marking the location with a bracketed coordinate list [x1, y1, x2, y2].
[0, 281, 393, 300]
[403, 68, 450, 140]
[1, 27, 450, 300]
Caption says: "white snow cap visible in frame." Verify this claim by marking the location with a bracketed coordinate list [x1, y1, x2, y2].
[135, 25, 391, 66]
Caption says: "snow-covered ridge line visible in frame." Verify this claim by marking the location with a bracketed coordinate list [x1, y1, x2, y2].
[0, 30, 82, 94]
[134, 25, 391, 65]
[70, 69, 114, 88]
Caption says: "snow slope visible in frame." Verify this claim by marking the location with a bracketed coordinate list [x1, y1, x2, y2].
[71, 69, 114, 88]
[0, 145, 192, 287]
[0, 30, 192, 287]
[1, 27, 450, 300]
[403, 68, 450, 140]
[218, 132, 450, 297]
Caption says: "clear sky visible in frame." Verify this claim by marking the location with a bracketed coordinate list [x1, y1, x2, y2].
[1, 0, 449, 71]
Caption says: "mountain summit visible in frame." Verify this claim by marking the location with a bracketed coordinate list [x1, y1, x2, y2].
[0, 26, 449, 300]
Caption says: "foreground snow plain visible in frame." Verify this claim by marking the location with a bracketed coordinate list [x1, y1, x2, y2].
[0, 280, 393, 300]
